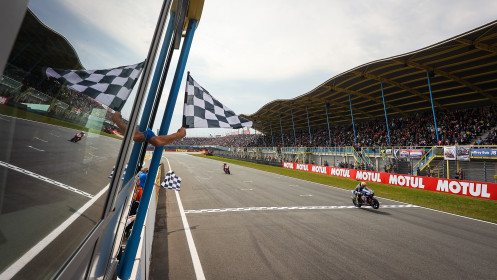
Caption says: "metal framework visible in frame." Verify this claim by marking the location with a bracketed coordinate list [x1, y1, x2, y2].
[244, 20, 497, 135]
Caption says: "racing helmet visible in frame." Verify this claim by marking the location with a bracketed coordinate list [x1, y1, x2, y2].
[360, 181, 367, 187]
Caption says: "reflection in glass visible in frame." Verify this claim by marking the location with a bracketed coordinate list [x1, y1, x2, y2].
[0, 1, 158, 277]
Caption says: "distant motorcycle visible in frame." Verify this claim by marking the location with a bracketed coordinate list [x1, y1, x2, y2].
[223, 165, 230, 174]
[352, 187, 379, 209]
[69, 132, 85, 143]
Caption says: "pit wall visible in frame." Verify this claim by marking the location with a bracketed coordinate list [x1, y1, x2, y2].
[282, 162, 496, 201]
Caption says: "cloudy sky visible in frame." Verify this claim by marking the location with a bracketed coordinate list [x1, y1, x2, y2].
[29, 0, 497, 136]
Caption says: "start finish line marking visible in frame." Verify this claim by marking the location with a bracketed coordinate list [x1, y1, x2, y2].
[0, 161, 94, 198]
[184, 204, 420, 214]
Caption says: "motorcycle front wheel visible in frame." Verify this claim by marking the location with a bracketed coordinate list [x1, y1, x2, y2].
[352, 198, 361, 207]
[372, 198, 380, 209]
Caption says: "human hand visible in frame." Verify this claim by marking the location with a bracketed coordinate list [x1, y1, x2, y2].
[111, 111, 121, 122]
[177, 127, 186, 138]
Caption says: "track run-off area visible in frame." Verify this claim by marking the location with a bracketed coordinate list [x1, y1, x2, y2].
[161, 153, 497, 280]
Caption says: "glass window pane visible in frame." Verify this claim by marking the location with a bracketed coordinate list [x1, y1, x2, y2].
[0, 1, 161, 278]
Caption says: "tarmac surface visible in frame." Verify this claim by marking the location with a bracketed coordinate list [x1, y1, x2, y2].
[152, 153, 497, 280]
[0, 114, 119, 279]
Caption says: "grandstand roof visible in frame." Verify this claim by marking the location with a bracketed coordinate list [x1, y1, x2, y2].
[244, 20, 497, 135]
[8, 9, 84, 77]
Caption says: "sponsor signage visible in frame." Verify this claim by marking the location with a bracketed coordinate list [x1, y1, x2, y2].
[457, 146, 470, 161]
[281, 162, 496, 200]
[410, 149, 423, 158]
[444, 146, 457, 160]
[471, 148, 497, 158]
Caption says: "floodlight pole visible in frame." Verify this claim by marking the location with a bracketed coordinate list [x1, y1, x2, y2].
[380, 81, 391, 145]
[349, 93, 357, 144]
[324, 103, 332, 146]
[426, 70, 439, 143]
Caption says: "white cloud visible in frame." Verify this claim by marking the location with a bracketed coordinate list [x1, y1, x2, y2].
[55, 0, 162, 63]
[190, 0, 497, 82]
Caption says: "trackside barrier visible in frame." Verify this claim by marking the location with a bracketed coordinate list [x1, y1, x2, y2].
[282, 162, 497, 201]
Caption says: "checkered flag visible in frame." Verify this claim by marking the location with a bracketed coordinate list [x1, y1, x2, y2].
[44, 61, 144, 111]
[161, 170, 181, 191]
[182, 73, 253, 129]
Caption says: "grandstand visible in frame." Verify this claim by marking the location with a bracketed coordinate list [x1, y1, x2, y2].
[0, 9, 116, 130]
[169, 20, 497, 183]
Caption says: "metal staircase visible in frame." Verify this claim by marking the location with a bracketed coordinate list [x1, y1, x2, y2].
[412, 146, 437, 176]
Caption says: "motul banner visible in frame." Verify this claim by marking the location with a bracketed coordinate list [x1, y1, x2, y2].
[282, 162, 496, 200]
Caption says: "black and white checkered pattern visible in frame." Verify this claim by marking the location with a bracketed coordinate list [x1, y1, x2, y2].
[161, 170, 181, 191]
[109, 164, 127, 180]
[182, 74, 253, 129]
[45, 62, 144, 111]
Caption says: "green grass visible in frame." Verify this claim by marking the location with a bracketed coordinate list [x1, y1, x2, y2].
[0, 105, 122, 139]
[194, 154, 497, 223]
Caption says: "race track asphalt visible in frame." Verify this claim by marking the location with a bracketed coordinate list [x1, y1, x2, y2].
[0, 115, 120, 278]
[157, 153, 497, 280]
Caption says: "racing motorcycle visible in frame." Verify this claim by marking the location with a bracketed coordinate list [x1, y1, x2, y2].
[352, 187, 380, 209]
[70, 132, 85, 143]
[223, 164, 231, 174]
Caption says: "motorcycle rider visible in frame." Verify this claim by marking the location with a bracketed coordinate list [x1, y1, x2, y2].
[223, 163, 228, 173]
[354, 181, 367, 204]
[71, 131, 85, 142]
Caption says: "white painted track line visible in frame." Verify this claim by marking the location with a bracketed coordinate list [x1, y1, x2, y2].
[0, 185, 109, 279]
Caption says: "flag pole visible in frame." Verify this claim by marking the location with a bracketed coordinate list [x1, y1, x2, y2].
[95, 0, 174, 277]
[119, 18, 199, 280]
[122, 13, 176, 186]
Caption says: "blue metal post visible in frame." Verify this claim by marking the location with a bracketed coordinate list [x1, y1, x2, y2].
[380, 81, 391, 145]
[306, 106, 312, 145]
[426, 70, 439, 143]
[279, 114, 284, 146]
[261, 122, 266, 147]
[349, 93, 357, 143]
[324, 103, 332, 146]
[291, 108, 297, 145]
[118, 19, 198, 280]
[270, 120, 275, 147]
[122, 14, 176, 186]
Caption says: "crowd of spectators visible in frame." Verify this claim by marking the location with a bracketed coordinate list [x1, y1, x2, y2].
[5, 64, 497, 148]
[2, 65, 106, 116]
[172, 134, 260, 147]
[169, 105, 497, 148]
